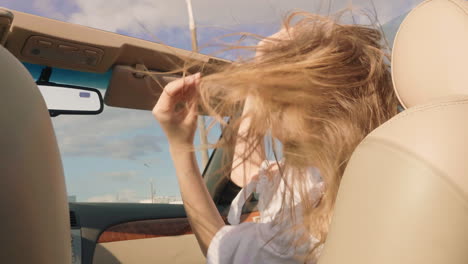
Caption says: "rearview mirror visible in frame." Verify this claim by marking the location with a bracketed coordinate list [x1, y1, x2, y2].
[38, 83, 104, 117]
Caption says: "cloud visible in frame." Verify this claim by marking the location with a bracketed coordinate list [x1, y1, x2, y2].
[32, 0, 67, 21]
[86, 194, 116, 202]
[53, 104, 152, 136]
[65, 0, 424, 36]
[68, 0, 187, 34]
[60, 133, 163, 159]
[3, 0, 78, 22]
[95, 170, 139, 182]
[52, 106, 166, 160]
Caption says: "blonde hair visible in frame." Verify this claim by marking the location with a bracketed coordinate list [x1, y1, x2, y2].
[198, 11, 398, 261]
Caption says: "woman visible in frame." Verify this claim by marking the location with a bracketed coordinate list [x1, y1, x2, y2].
[152, 12, 398, 263]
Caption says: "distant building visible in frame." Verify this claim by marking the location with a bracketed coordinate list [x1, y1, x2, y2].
[140, 196, 182, 204]
[68, 195, 77, 202]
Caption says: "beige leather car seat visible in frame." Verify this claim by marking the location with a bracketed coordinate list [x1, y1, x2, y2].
[319, 0, 468, 263]
[0, 46, 71, 263]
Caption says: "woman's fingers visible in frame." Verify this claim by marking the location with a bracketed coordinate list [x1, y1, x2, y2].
[153, 73, 200, 115]
[152, 73, 201, 147]
[166, 73, 200, 96]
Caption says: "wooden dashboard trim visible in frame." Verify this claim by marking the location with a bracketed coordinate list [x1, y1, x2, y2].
[97, 211, 260, 243]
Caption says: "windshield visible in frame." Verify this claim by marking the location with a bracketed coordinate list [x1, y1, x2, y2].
[5, 0, 423, 203]
[25, 62, 221, 203]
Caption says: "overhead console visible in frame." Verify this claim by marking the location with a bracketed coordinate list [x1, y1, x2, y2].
[23, 36, 104, 67]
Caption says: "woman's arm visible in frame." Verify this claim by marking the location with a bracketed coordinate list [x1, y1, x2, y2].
[170, 148, 225, 255]
[152, 74, 225, 256]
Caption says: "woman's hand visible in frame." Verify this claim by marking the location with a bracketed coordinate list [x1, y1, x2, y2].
[152, 73, 201, 150]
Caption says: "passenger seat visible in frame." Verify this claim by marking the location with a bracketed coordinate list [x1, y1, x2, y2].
[0, 45, 71, 263]
[319, 0, 468, 263]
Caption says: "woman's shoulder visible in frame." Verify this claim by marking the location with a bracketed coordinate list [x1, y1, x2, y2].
[255, 159, 323, 189]
[255, 160, 324, 222]
[220, 160, 323, 263]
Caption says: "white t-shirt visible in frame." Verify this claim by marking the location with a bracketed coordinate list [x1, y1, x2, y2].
[206, 161, 324, 264]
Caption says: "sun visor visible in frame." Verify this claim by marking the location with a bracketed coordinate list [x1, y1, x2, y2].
[105, 64, 236, 116]
[104, 65, 179, 111]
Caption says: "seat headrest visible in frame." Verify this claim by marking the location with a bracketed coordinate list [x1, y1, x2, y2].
[392, 0, 468, 109]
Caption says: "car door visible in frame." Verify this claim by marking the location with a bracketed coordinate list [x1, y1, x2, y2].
[67, 140, 258, 264]
[71, 203, 204, 264]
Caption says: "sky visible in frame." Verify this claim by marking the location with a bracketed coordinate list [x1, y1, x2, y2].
[0, 0, 424, 202]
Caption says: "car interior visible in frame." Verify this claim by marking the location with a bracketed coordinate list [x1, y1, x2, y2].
[0, 6, 249, 264]
[1, 0, 467, 263]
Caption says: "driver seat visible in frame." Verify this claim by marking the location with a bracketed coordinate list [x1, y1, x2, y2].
[0, 45, 71, 263]
[319, 0, 468, 263]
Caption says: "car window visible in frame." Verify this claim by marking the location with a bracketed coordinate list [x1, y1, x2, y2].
[53, 105, 221, 203]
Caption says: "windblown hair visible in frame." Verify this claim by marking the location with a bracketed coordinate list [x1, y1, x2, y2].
[198, 11, 398, 261]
